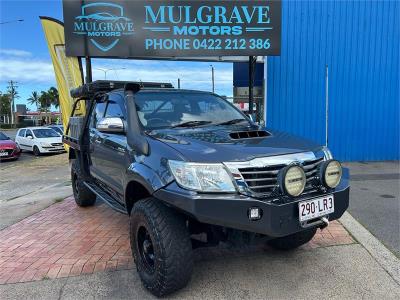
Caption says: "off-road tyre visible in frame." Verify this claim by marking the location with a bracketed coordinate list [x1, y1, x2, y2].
[130, 198, 193, 297]
[268, 228, 317, 250]
[33, 145, 41, 156]
[71, 160, 96, 207]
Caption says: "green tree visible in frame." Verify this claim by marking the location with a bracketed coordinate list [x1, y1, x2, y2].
[27, 91, 40, 111]
[47, 87, 59, 109]
[39, 91, 51, 112]
[0, 92, 11, 117]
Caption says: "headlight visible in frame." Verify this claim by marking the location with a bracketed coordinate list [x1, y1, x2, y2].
[168, 160, 236, 192]
[40, 142, 51, 147]
[320, 160, 342, 188]
[279, 165, 306, 197]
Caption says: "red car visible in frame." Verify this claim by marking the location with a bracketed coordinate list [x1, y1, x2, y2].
[0, 131, 21, 161]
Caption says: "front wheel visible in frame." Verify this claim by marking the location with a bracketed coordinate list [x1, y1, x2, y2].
[33, 145, 41, 156]
[268, 228, 317, 250]
[130, 198, 193, 297]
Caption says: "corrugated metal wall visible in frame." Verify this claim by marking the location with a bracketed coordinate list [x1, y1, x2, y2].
[266, 0, 399, 161]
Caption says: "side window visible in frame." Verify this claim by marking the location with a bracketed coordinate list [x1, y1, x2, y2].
[18, 129, 26, 137]
[90, 102, 107, 128]
[105, 93, 125, 119]
[26, 130, 33, 138]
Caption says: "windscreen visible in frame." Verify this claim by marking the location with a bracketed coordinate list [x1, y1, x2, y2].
[33, 129, 60, 138]
[0, 132, 9, 140]
[135, 91, 247, 130]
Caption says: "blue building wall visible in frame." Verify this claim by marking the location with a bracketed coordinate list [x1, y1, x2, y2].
[266, 0, 399, 161]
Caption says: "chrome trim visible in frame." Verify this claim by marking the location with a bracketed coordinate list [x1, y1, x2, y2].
[224, 152, 317, 169]
[223, 152, 321, 198]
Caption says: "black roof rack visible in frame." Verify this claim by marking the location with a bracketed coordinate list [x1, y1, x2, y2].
[70, 80, 174, 99]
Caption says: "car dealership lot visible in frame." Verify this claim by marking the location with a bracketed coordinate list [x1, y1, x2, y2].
[0, 152, 70, 230]
[0, 156, 399, 298]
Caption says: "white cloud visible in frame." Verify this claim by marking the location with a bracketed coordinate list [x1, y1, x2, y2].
[0, 51, 234, 96]
[0, 57, 55, 83]
[0, 49, 32, 57]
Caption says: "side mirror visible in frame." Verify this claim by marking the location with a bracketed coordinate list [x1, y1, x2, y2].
[97, 117, 125, 133]
[27, 136, 33, 139]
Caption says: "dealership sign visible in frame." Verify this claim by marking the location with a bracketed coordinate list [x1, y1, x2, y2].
[63, 0, 281, 58]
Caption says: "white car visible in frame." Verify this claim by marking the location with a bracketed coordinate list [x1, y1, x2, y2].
[15, 127, 65, 156]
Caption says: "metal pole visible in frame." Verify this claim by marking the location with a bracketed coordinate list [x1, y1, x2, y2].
[248, 56, 256, 116]
[210, 65, 215, 93]
[7, 80, 17, 126]
[263, 56, 268, 125]
[85, 57, 92, 83]
[325, 65, 329, 147]
[178, 78, 181, 89]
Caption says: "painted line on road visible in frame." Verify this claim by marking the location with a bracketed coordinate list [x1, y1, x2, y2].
[340, 212, 400, 286]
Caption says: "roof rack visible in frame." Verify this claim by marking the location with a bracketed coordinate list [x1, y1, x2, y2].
[70, 80, 174, 99]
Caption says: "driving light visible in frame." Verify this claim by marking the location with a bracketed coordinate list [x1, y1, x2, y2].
[168, 160, 236, 192]
[320, 160, 342, 188]
[248, 207, 262, 221]
[280, 165, 306, 197]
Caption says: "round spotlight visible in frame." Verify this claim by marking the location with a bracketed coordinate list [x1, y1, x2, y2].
[280, 165, 306, 197]
[320, 160, 342, 188]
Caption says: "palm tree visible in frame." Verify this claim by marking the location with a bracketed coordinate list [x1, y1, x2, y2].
[27, 91, 40, 111]
[47, 87, 59, 109]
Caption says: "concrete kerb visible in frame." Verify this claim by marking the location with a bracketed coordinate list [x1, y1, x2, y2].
[340, 211, 400, 286]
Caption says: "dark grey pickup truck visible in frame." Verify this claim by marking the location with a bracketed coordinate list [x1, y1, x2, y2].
[64, 80, 349, 297]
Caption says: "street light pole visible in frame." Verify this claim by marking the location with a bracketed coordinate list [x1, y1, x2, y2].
[210, 65, 215, 93]
[95, 67, 126, 80]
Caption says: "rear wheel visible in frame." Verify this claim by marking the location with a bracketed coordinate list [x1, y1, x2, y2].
[71, 160, 96, 207]
[130, 198, 193, 297]
[33, 145, 41, 156]
[268, 228, 317, 250]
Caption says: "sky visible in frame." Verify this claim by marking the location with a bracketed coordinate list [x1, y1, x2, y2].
[0, 0, 234, 111]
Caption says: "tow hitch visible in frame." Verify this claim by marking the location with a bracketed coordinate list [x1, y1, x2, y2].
[301, 216, 330, 230]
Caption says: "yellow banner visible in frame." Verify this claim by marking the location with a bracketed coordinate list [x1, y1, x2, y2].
[40, 17, 85, 133]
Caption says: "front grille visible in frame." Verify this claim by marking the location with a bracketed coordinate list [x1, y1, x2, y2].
[238, 157, 324, 196]
[51, 143, 63, 146]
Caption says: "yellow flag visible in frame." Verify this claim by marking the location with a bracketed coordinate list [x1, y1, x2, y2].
[40, 16, 85, 133]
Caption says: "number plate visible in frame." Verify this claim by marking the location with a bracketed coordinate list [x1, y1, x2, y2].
[0, 151, 8, 157]
[298, 195, 334, 222]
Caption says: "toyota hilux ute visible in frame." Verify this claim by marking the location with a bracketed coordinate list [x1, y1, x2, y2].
[64, 80, 350, 297]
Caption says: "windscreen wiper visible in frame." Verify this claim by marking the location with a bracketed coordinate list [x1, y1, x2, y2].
[215, 118, 248, 126]
[170, 120, 212, 128]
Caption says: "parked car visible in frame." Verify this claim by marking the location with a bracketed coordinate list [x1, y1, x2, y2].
[47, 125, 64, 135]
[15, 127, 65, 156]
[65, 81, 350, 297]
[0, 131, 21, 161]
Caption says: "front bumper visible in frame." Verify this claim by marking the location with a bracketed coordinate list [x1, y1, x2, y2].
[0, 149, 21, 160]
[39, 145, 65, 153]
[154, 168, 350, 238]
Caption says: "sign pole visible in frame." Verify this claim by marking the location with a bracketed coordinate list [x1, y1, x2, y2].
[248, 56, 256, 117]
[85, 56, 92, 84]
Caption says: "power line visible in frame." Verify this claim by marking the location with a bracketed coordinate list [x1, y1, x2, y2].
[0, 19, 24, 25]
